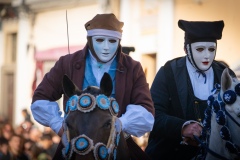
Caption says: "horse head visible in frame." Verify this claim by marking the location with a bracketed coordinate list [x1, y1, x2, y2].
[61, 73, 129, 160]
[220, 68, 240, 119]
[201, 68, 240, 160]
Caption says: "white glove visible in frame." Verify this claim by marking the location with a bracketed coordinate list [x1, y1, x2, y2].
[119, 104, 154, 137]
[31, 100, 64, 134]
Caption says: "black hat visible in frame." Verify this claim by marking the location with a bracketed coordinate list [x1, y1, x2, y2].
[178, 20, 224, 45]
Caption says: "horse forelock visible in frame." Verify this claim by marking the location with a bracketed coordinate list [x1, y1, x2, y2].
[82, 86, 101, 96]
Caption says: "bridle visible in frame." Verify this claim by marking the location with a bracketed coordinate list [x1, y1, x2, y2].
[195, 83, 240, 160]
[62, 93, 121, 160]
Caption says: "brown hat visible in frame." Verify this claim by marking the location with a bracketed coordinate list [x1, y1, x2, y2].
[85, 13, 124, 39]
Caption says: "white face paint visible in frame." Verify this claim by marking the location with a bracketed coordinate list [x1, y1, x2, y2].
[191, 42, 216, 71]
[92, 36, 119, 62]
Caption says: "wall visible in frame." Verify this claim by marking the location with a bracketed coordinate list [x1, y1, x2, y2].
[33, 4, 99, 52]
[174, 0, 240, 69]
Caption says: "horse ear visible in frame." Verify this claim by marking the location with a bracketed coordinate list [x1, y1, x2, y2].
[62, 75, 81, 97]
[221, 68, 232, 92]
[100, 73, 113, 97]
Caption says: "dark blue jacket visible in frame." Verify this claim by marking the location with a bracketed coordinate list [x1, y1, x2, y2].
[145, 56, 234, 160]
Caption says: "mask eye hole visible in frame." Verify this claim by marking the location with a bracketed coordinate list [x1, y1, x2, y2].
[196, 48, 204, 52]
[96, 38, 104, 42]
[208, 48, 216, 52]
[109, 39, 117, 43]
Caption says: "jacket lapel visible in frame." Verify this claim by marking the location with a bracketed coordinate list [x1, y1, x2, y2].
[115, 50, 126, 115]
[71, 45, 88, 90]
[212, 61, 223, 84]
[173, 57, 188, 118]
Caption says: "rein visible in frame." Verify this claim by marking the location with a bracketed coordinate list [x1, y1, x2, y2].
[62, 93, 121, 160]
[194, 135, 229, 160]
[225, 111, 240, 128]
[198, 83, 240, 159]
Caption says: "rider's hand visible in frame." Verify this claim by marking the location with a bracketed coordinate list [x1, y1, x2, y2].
[181, 121, 202, 146]
[182, 122, 202, 139]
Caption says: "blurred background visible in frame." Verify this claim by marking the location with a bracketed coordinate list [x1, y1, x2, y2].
[0, 0, 240, 152]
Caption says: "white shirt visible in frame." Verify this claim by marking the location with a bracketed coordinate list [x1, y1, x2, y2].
[88, 50, 115, 86]
[186, 58, 214, 100]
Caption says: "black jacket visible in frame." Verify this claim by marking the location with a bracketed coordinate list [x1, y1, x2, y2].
[145, 56, 234, 160]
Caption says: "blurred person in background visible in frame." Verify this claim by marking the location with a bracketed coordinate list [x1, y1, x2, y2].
[0, 122, 14, 140]
[8, 134, 29, 160]
[15, 124, 24, 136]
[23, 139, 34, 159]
[0, 136, 10, 160]
[38, 133, 58, 159]
[21, 109, 32, 123]
[24, 139, 50, 160]
[21, 121, 34, 140]
[43, 127, 60, 145]
[27, 126, 42, 143]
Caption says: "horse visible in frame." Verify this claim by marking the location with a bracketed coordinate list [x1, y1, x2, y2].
[197, 68, 240, 160]
[61, 72, 130, 160]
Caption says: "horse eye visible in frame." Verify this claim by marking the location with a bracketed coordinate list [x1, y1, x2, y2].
[96, 38, 104, 42]
[208, 48, 215, 52]
[196, 48, 204, 52]
[103, 121, 112, 129]
[109, 39, 117, 43]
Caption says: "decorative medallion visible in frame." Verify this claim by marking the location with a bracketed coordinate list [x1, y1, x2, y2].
[96, 94, 110, 110]
[66, 95, 78, 112]
[110, 99, 119, 116]
[220, 126, 231, 141]
[78, 93, 96, 112]
[235, 83, 240, 96]
[223, 90, 236, 104]
[214, 83, 221, 90]
[63, 90, 124, 158]
[73, 134, 93, 155]
[201, 85, 240, 158]
[212, 100, 220, 113]
[216, 110, 226, 125]
[94, 143, 108, 160]
[63, 142, 73, 159]
[207, 95, 215, 107]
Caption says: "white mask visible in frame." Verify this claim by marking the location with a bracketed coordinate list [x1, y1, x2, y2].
[190, 42, 216, 71]
[92, 36, 119, 63]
